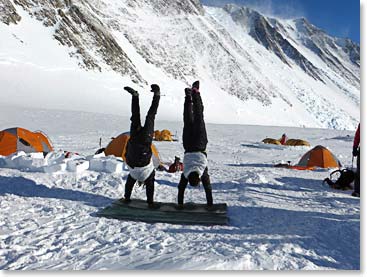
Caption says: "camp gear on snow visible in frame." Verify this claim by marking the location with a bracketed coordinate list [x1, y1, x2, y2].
[95, 148, 105, 155]
[0, 127, 53, 156]
[104, 132, 161, 168]
[262, 137, 310, 146]
[323, 169, 355, 190]
[96, 198, 227, 225]
[183, 152, 208, 179]
[168, 156, 184, 173]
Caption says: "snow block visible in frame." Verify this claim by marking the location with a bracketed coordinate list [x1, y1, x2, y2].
[15, 156, 46, 171]
[44, 163, 67, 173]
[29, 152, 45, 159]
[5, 151, 27, 168]
[67, 159, 90, 173]
[104, 159, 123, 173]
[89, 158, 105, 172]
[45, 151, 66, 166]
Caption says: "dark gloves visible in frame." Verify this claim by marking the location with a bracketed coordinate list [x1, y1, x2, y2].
[124, 86, 138, 96]
[353, 146, 359, 157]
[150, 84, 160, 95]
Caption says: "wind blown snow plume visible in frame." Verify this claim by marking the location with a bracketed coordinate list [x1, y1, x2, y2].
[0, 0, 360, 129]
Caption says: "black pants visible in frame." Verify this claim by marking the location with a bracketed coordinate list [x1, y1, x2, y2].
[130, 95, 160, 138]
[354, 150, 360, 194]
[126, 95, 160, 168]
[177, 168, 213, 205]
[124, 170, 155, 204]
[183, 93, 208, 152]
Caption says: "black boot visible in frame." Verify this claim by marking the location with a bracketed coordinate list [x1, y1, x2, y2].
[124, 86, 139, 96]
[150, 84, 160, 96]
[192, 80, 200, 90]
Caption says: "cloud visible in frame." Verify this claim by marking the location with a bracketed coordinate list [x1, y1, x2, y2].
[202, 0, 307, 19]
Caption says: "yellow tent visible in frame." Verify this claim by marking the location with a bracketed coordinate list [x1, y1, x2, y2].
[262, 138, 281, 145]
[285, 139, 310, 147]
[154, 129, 173, 141]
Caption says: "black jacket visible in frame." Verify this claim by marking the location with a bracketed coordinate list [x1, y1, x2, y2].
[125, 134, 153, 168]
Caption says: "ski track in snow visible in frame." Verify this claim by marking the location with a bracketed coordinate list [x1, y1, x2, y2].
[0, 108, 360, 270]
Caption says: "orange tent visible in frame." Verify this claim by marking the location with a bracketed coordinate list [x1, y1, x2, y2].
[104, 132, 161, 167]
[291, 145, 341, 170]
[0, 127, 53, 156]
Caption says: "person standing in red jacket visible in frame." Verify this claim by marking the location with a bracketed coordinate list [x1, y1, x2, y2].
[279, 134, 288, 145]
[352, 123, 360, 197]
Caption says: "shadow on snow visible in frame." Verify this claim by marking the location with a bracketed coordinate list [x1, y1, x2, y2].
[0, 175, 360, 269]
[165, 176, 360, 269]
[0, 176, 113, 208]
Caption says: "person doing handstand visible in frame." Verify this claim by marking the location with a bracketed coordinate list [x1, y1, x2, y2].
[121, 84, 160, 208]
[177, 81, 213, 208]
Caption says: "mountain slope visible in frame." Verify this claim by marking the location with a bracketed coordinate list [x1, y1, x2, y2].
[0, 0, 360, 129]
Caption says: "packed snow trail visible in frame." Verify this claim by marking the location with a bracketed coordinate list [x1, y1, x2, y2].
[0, 107, 360, 270]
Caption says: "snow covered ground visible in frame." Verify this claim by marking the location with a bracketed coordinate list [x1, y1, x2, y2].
[0, 105, 360, 270]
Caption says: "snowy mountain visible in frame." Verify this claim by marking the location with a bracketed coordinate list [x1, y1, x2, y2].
[0, 0, 360, 129]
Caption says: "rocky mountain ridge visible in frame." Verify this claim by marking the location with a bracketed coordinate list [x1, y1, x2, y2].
[0, 0, 360, 129]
